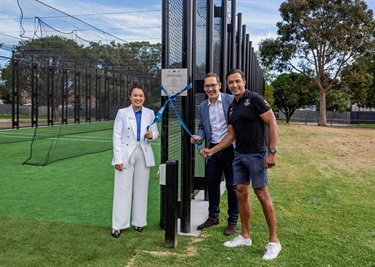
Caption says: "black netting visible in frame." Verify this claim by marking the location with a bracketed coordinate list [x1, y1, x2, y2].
[166, 0, 184, 197]
[196, 0, 207, 81]
[214, 0, 223, 76]
[23, 121, 113, 166]
[165, 0, 220, 192]
[194, 0, 208, 178]
[169, 0, 184, 68]
[194, 93, 206, 178]
[1, 0, 162, 131]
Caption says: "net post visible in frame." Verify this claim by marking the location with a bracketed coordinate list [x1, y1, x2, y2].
[158, 164, 166, 229]
[165, 160, 178, 248]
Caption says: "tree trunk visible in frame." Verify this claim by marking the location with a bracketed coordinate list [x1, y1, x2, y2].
[53, 105, 59, 122]
[286, 112, 291, 123]
[319, 91, 327, 126]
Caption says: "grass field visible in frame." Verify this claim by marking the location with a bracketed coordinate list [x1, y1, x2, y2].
[0, 123, 374, 266]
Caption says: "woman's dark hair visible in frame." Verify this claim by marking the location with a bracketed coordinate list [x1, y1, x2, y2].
[129, 82, 146, 97]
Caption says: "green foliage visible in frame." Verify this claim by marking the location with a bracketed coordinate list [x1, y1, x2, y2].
[87, 41, 162, 75]
[0, 36, 162, 117]
[366, 54, 375, 108]
[271, 72, 318, 122]
[87, 40, 162, 109]
[325, 85, 351, 111]
[0, 67, 11, 102]
[259, 0, 375, 125]
[341, 55, 375, 108]
[264, 83, 274, 107]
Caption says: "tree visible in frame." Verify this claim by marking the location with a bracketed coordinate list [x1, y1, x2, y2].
[261, 65, 275, 108]
[11, 36, 87, 121]
[325, 85, 351, 111]
[271, 72, 318, 123]
[366, 61, 375, 109]
[87, 41, 162, 109]
[259, 0, 375, 126]
[1, 37, 163, 120]
[264, 83, 275, 108]
[341, 56, 374, 109]
[0, 66, 11, 103]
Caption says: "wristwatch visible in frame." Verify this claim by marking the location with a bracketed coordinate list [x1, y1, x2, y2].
[269, 148, 277, 154]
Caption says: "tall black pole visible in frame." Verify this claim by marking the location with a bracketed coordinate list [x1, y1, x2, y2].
[236, 13, 242, 70]
[181, 0, 194, 233]
[206, 0, 214, 73]
[221, 0, 228, 92]
[230, 0, 236, 69]
[160, 0, 171, 231]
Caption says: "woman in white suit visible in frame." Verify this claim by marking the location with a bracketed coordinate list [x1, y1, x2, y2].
[111, 84, 159, 238]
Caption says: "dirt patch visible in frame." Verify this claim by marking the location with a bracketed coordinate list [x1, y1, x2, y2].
[0, 119, 49, 129]
[126, 237, 203, 267]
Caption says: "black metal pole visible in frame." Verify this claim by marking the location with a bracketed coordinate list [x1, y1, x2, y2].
[181, 0, 194, 234]
[165, 160, 178, 248]
[206, 0, 214, 73]
[31, 63, 38, 128]
[74, 70, 80, 123]
[245, 35, 250, 82]
[161, 0, 170, 230]
[48, 66, 54, 126]
[11, 53, 19, 129]
[230, 0, 236, 69]
[241, 24, 247, 74]
[221, 0, 228, 92]
[236, 13, 242, 70]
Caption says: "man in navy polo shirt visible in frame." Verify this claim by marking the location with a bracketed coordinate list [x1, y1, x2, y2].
[200, 69, 281, 260]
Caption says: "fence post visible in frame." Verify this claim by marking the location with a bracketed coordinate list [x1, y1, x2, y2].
[158, 164, 166, 230]
[165, 160, 178, 248]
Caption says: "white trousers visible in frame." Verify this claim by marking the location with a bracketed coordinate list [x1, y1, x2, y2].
[112, 145, 150, 230]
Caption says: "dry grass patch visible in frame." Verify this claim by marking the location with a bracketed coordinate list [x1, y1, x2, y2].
[278, 124, 375, 176]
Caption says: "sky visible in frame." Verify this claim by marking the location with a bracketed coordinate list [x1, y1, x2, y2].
[1, 0, 375, 67]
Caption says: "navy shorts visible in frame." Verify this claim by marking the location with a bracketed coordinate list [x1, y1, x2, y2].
[233, 151, 268, 188]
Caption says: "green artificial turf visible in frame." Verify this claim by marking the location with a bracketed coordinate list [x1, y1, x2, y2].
[0, 135, 161, 229]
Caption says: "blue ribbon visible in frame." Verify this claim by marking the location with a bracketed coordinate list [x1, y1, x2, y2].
[147, 83, 203, 154]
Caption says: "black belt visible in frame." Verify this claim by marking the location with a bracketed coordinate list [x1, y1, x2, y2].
[209, 143, 218, 148]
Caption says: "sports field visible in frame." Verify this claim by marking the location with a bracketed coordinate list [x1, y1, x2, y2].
[0, 123, 374, 266]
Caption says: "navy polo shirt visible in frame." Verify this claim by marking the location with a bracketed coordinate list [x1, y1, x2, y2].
[228, 90, 271, 154]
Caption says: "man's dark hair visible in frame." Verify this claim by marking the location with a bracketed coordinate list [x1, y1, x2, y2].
[205, 72, 221, 83]
[226, 69, 246, 81]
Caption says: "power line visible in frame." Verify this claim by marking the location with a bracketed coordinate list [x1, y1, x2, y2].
[0, 10, 162, 21]
[28, 1, 130, 43]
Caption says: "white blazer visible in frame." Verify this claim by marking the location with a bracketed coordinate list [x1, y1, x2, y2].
[112, 105, 159, 168]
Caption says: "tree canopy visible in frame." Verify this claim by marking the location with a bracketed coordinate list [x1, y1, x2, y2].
[341, 55, 374, 108]
[271, 72, 318, 122]
[0, 36, 162, 119]
[259, 0, 375, 126]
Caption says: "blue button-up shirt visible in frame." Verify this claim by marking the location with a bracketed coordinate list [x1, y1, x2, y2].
[134, 108, 142, 141]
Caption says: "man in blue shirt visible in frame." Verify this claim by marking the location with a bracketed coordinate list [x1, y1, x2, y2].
[191, 72, 239, 236]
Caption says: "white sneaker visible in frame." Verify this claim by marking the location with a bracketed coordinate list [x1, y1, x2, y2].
[262, 242, 282, 260]
[223, 235, 252, 247]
